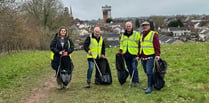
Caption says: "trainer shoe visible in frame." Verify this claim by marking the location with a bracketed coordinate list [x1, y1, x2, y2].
[84, 79, 91, 88]
[84, 83, 90, 88]
[131, 82, 139, 87]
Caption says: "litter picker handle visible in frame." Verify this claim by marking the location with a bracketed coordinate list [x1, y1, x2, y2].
[93, 59, 103, 77]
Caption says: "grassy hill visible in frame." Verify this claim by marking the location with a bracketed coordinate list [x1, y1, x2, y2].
[0, 42, 209, 103]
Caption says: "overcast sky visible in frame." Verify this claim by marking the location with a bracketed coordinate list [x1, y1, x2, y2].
[62, 0, 209, 20]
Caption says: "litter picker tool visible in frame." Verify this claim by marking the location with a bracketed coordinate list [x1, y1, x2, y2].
[93, 59, 103, 78]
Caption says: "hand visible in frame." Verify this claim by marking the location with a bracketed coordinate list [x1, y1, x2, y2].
[100, 54, 105, 58]
[88, 50, 92, 55]
[62, 52, 68, 56]
[59, 51, 63, 55]
[155, 56, 160, 60]
[136, 56, 140, 61]
[118, 49, 123, 55]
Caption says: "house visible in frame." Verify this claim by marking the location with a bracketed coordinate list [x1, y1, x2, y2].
[80, 28, 90, 36]
[158, 34, 183, 44]
[168, 27, 191, 39]
[198, 30, 209, 41]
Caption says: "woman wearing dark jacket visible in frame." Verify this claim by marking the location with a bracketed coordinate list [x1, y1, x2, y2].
[50, 26, 74, 88]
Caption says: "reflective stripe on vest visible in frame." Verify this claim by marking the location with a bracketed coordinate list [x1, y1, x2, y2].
[50, 40, 71, 60]
[140, 31, 155, 55]
[87, 36, 103, 59]
[119, 31, 140, 55]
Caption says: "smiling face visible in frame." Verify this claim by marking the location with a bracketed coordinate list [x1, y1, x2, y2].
[60, 29, 67, 37]
[58, 26, 68, 38]
[125, 22, 133, 32]
[93, 27, 101, 37]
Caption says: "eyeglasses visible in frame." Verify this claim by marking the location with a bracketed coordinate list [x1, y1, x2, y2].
[60, 30, 66, 32]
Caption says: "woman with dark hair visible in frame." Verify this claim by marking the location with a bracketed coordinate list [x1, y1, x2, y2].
[50, 26, 74, 88]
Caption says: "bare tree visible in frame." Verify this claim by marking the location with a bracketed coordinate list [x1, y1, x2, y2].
[21, 0, 72, 49]
[0, 0, 73, 53]
[23, 0, 70, 49]
[0, 0, 19, 53]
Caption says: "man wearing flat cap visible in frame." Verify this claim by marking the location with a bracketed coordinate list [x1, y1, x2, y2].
[138, 21, 160, 94]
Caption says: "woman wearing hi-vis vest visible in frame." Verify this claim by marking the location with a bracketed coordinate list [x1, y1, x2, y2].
[50, 26, 74, 88]
[138, 21, 160, 94]
[83, 27, 105, 88]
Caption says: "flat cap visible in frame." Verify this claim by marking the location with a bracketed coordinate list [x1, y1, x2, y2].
[141, 21, 150, 25]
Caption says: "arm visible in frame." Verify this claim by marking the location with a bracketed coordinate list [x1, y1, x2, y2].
[118, 34, 123, 54]
[153, 33, 160, 57]
[101, 40, 105, 55]
[83, 36, 90, 53]
[67, 38, 74, 54]
[137, 39, 141, 58]
[50, 38, 59, 54]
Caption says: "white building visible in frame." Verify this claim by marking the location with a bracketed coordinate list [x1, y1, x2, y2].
[168, 27, 191, 38]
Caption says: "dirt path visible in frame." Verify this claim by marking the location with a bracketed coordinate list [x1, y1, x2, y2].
[22, 76, 56, 103]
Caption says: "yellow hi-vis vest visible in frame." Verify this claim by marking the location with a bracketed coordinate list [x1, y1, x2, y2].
[140, 31, 156, 55]
[50, 40, 71, 60]
[87, 35, 103, 59]
[120, 31, 140, 55]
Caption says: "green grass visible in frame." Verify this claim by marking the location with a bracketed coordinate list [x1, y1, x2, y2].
[0, 51, 53, 103]
[1, 42, 209, 103]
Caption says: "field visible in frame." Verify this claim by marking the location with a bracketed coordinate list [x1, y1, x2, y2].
[0, 42, 209, 103]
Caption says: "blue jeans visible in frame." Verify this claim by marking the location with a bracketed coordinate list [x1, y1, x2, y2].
[124, 56, 139, 83]
[86, 59, 100, 80]
[141, 56, 155, 87]
[87, 60, 94, 80]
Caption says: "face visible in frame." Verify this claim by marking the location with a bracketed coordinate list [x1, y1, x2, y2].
[94, 27, 100, 37]
[59, 29, 67, 37]
[142, 24, 150, 31]
[125, 22, 133, 32]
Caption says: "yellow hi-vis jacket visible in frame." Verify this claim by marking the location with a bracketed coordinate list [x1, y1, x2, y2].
[87, 35, 103, 59]
[50, 40, 71, 60]
[120, 31, 140, 55]
[140, 31, 156, 55]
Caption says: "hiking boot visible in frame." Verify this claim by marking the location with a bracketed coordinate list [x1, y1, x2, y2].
[145, 87, 152, 94]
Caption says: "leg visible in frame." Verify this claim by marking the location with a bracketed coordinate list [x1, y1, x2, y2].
[125, 57, 139, 86]
[87, 59, 94, 80]
[124, 58, 133, 78]
[141, 59, 147, 74]
[131, 57, 139, 84]
[145, 57, 155, 94]
[85, 59, 94, 88]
